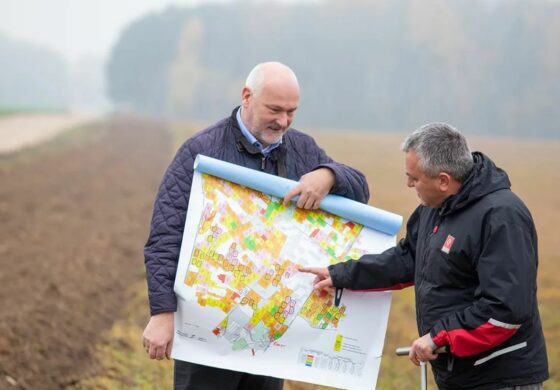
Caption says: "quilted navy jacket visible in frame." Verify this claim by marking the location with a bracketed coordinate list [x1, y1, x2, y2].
[144, 107, 370, 316]
[329, 152, 548, 389]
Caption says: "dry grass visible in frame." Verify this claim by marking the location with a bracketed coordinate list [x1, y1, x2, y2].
[73, 282, 174, 390]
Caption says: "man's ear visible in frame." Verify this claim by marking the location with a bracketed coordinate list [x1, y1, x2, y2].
[438, 172, 452, 191]
[241, 87, 251, 107]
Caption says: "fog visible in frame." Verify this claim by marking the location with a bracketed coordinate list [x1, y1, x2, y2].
[1, 0, 559, 137]
[0, 0, 218, 111]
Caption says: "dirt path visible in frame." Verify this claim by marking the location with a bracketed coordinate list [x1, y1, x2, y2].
[0, 113, 98, 154]
[0, 117, 172, 389]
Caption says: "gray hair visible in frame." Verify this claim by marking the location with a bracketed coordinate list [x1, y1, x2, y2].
[401, 122, 474, 182]
[245, 62, 299, 97]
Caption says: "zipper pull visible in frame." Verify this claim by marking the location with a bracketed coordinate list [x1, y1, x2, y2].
[433, 225, 439, 234]
[447, 353, 454, 371]
[261, 156, 266, 170]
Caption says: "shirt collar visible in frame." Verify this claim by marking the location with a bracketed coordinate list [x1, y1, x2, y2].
[236, 107, 282, 156]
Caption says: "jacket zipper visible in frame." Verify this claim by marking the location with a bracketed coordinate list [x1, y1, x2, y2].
[418, 214, 442, 333]
[261, 156, 267, 171]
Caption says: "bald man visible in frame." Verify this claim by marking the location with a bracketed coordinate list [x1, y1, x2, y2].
[142, 62, 370, 390]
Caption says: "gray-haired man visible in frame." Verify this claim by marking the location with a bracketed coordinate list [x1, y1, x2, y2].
[302, 123, 548, 389]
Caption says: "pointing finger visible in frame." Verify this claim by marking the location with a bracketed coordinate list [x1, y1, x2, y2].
[298, 267, 319, 274]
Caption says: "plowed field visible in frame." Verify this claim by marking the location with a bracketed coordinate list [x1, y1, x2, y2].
[0, 117, 171, 389]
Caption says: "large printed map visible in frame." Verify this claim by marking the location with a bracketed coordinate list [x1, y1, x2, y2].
[187, 175, 360, 353]
[172, 157, 400, 390]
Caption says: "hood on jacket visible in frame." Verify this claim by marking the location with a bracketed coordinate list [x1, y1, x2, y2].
[440, 152, 511, 216]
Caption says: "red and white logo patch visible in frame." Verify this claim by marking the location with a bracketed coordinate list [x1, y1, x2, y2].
[441, 234, 455, 254]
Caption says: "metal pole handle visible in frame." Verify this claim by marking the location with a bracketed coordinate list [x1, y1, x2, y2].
[420, 361, 427, 390]
[395, 346, 448, 356]
[395, 346, 412, 356]
[394, 346, 447, 390]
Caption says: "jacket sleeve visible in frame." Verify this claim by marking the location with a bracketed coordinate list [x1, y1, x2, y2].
[329, 208, 419, 290]
[144, 141, 198, 316]
[430, 207, 538, 357]
[305, 138, 370, 204]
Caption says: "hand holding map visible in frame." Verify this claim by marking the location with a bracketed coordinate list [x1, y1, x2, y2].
[283, 168, 336, 210]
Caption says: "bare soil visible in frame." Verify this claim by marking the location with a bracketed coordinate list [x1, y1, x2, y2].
[0, 117, 171, 389]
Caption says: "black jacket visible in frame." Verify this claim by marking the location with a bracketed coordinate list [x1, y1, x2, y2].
[144, 107, 369, 316]
[329, 152, 548, 389]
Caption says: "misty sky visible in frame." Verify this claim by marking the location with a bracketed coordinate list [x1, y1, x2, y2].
[0, 0, 227, 63]
[0, 0, 316, 64]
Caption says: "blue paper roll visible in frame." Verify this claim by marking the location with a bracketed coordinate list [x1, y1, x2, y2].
[194, 154, 403, 236]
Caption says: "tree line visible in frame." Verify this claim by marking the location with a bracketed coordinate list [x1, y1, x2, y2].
[0, 32, 69, 111]
[107, 0, 560, 138]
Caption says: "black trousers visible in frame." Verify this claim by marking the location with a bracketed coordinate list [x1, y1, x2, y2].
[174, 360, 284, 390]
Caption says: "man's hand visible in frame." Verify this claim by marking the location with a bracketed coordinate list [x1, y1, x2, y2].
[142, 312, 174, 360]
[409, 333, 439, 366]
[299, 266, 335, 294]
[283, 168, 336, 209]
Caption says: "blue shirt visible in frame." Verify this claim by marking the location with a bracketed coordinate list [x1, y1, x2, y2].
[236, 108, 282, 156]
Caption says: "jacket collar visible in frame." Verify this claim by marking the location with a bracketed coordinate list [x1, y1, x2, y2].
[439, 152, 511, 216]
[229, 107, 288, 178]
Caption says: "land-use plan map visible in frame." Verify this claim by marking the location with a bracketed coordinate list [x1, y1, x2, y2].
[172, 156, 400, 390]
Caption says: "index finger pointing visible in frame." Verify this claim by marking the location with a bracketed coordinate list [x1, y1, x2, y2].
[300, 267, 331, 281]
[298, 267, 320, 274]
